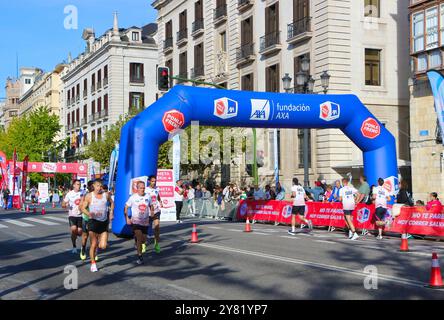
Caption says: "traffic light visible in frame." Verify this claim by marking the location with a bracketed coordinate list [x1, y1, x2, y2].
[157, 66, 170, 91]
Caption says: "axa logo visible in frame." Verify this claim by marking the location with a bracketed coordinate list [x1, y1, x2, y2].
[357, 208, 370, 223]
[319, 101, 340, 121]
[239, 202, 248, 216]
[214, 98, 238, 119]
[250, 99, 270, 121]
[282, 205, 292, 219]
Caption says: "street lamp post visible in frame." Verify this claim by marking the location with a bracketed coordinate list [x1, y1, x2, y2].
[282, 61, 330, 188]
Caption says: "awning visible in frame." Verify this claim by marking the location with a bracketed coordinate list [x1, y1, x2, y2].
[332, 159, 411, 169]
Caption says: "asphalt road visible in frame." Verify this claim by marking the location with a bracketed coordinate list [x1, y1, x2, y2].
[1, 206, 444, 300]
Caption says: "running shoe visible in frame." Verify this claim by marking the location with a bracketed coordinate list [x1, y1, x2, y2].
[407, 234, 414, 240]
[287, 230, 296, 236]
[307, 220, 313, 230]
[80, 249, 87, 261]
[71, 248, 78, 254]
[154, 242, 161, 254]
[142, 243, 147, 254]
[348, 230, 353, 239]
[376, 235, 383, 240]
[136, 256, 143, 265]
[90, 263, 98, 272]
[350, 233, 360, 241]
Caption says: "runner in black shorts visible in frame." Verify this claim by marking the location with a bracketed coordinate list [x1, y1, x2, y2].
[147, 175, 163, 254]
[79, 181, 95, 261]
[372, 178, 391, 240]
[62, 180, 83, 254]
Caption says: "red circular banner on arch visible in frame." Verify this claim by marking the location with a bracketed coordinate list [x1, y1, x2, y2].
[162, 110, 185, 133]
[361, 117, 380, 139]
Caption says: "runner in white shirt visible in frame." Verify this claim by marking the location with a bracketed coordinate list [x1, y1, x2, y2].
[288, 178, 312, 235]
[372, 178, 392, 240]
[147, 175, 163, 254]
[339, 178, 360, 240]
[125, 181, 154, 265]
[62, 180, 83, 254]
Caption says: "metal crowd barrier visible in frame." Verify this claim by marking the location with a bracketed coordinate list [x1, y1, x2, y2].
[180, 198, 239, 221]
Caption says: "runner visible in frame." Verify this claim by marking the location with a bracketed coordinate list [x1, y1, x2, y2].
[61, 180, 83, 254]
[147, 175, 163, 254]
[79, 180, 94, 261]
[174, 180, 184, 223]
[81, 179, 114, 272]
[372, 178, 391, 240]
[339, 177, 360, 240]
[124, 181, 154, 265]
[30, 186, 37, 204]
[288, 178, 312, 235]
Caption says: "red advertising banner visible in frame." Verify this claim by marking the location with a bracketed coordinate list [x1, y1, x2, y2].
[10, 161, 88, 174]
[237, 200, 444, 237]
[22, 155, 29, 205]
[0, 151, 7, 190]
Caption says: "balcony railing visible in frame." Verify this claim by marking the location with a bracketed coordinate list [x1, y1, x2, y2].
[192, 19, 204, 34]
[97, 81, 102, 90]
[83, 90, 87, 98]
[260, 31, 281, 53]
[103, 77, 108, 87]
[66, 99, 71, 106]
[100, 109, 108, 118]
[177, 28, 188, 42]
[214, 4, 227, 22]
[191, 66, 205, 79]
[163, 37, 173, 51]
[75, 95, 80, 103]
[236, 43, 255, 61]
[130, 76, 145, 84]
[287, 17, 311, 40]
[91, 84, 96, 93]
[81, 118, 87, 126]
[238, 0, 253, 10]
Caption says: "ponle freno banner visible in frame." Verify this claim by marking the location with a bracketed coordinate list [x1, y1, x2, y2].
[236, 200, 444, 237]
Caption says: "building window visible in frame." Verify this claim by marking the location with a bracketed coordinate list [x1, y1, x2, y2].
[132, 32, 140, 41]
[412, 12, 424, 53]
[241, 73, 254, 91]
[91, 100, 96, 115]
[266, 64, 280, 92]
[83, 105, 87, 121]
[429, 50, 442, 68]
[365, 49, 381, 86]
[193, 43, 204, 77]
[9, 110, 18, 117]
[165, 20, 173, 39]
[67, 113, 70, 126]
[298, 129, 311, 169]
[219, 31, 227, 52]
[129, 92, 145, 110]
[104, 94, 108, 113]
[166, 59, 173, 81]
[91, 130, 96, 143]
[426, 7, 439, 50]
[83, 132, 88, 146]
[130, 63, 144, 83]
[417, 53, 428, 71]
[25, 78, 31, 84]
[440, 5, 444, 45]
[364, 0, 379, 18]
[97, 97, 102, 112]
[97, 128, 102, 141]
[179, 51, 188, 80]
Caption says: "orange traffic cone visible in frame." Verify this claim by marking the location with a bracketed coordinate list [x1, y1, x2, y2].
[399, 233, 409, 252]
[244, 218, 252, 233]
[33, 206, 37, 214]
[41, 206, 46, 215]
[190, 224, 199, 243]
[426, 252, 444, 289]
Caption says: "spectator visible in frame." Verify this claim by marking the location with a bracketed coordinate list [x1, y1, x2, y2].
[213, 186, 224, 218]
[356, 175, 370, 204]
[320, 179, 327, 193]
[310, 181, 324, 202]
[253, 185, 266, 200]
[426, 192, 443, 212]
[187, 184, 196, 217]
[328, 180, 342, 202]
[396, 180, 413, 206]
[239, 187, 248, 200]
[30, 186, 37, 204]
[323, 185, 333, 203]
[195, 183, 203, 200]
[367, 185, 376, 205]
[247, 186, 255, 200]
[275, 182, 286, 200]
[265, 185, 276, 200]
[201, 186, 212, 200]
[3, 188, 10, 210]
[416, 200, 425, 206]
[174, 180, 184, 224]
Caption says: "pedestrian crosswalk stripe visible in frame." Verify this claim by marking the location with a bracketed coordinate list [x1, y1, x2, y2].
[3, 219, 34, 227]
[43, 216, 67, 223]
[23, 217, 59, 226]
[0, 223, 8, 229]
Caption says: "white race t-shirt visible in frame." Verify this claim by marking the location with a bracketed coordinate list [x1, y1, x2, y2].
[339, 186, 358, 211]
[126, 193, 152, 226]
[63, 190, 82, 217]
[147, 186, 161, 213]
[373, 186, 390, 208]
[292, 185, 306, 206]
[174, 186, 183, 202]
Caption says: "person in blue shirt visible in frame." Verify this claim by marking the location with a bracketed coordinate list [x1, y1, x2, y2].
[275, 182, 286, 200]
[328, 180, 342, 202]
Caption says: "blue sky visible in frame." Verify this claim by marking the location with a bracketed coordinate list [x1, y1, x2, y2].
[0, 0, 157, 99]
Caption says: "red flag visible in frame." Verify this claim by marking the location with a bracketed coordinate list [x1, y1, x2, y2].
[12, 148, 17, 198]
[22, 155, 29, 205]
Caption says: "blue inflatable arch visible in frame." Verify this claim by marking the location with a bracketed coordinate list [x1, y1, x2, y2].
[113, 85, 398, 236]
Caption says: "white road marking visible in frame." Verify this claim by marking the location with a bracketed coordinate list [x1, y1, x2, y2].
[167, 284, 217, 300]
[22, 217, 59, 226]
[207, 226, 222, 230]
[251, 232, 270, 236]
[3, 219, 34, 227]
[43, 216, 68, 223]
[314, 240, 336, 245]
[195, 243, 426, 289]
[0, 223, 8, 229]
[227, 229, 243, 233]
[280, 236, 300, 240]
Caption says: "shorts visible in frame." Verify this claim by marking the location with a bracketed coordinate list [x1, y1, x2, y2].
[132, 224, 149, 235]
[292, 206, 305, 216]
[88, 219, 109, 234]
[69, 216, 83, 228]
[82, 218, 89, 232]
[375, 207, 387, 221]
[149, 211, 161, 222]
[344, 210, 354, 216]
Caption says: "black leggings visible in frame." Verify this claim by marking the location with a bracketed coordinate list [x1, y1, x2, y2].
[175, 201, 183, 221]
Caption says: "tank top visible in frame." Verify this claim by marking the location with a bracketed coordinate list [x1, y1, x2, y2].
[89, 192, 108, 222]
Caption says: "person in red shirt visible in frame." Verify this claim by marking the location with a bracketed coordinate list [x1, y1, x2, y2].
[426, 192, 443, 213]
